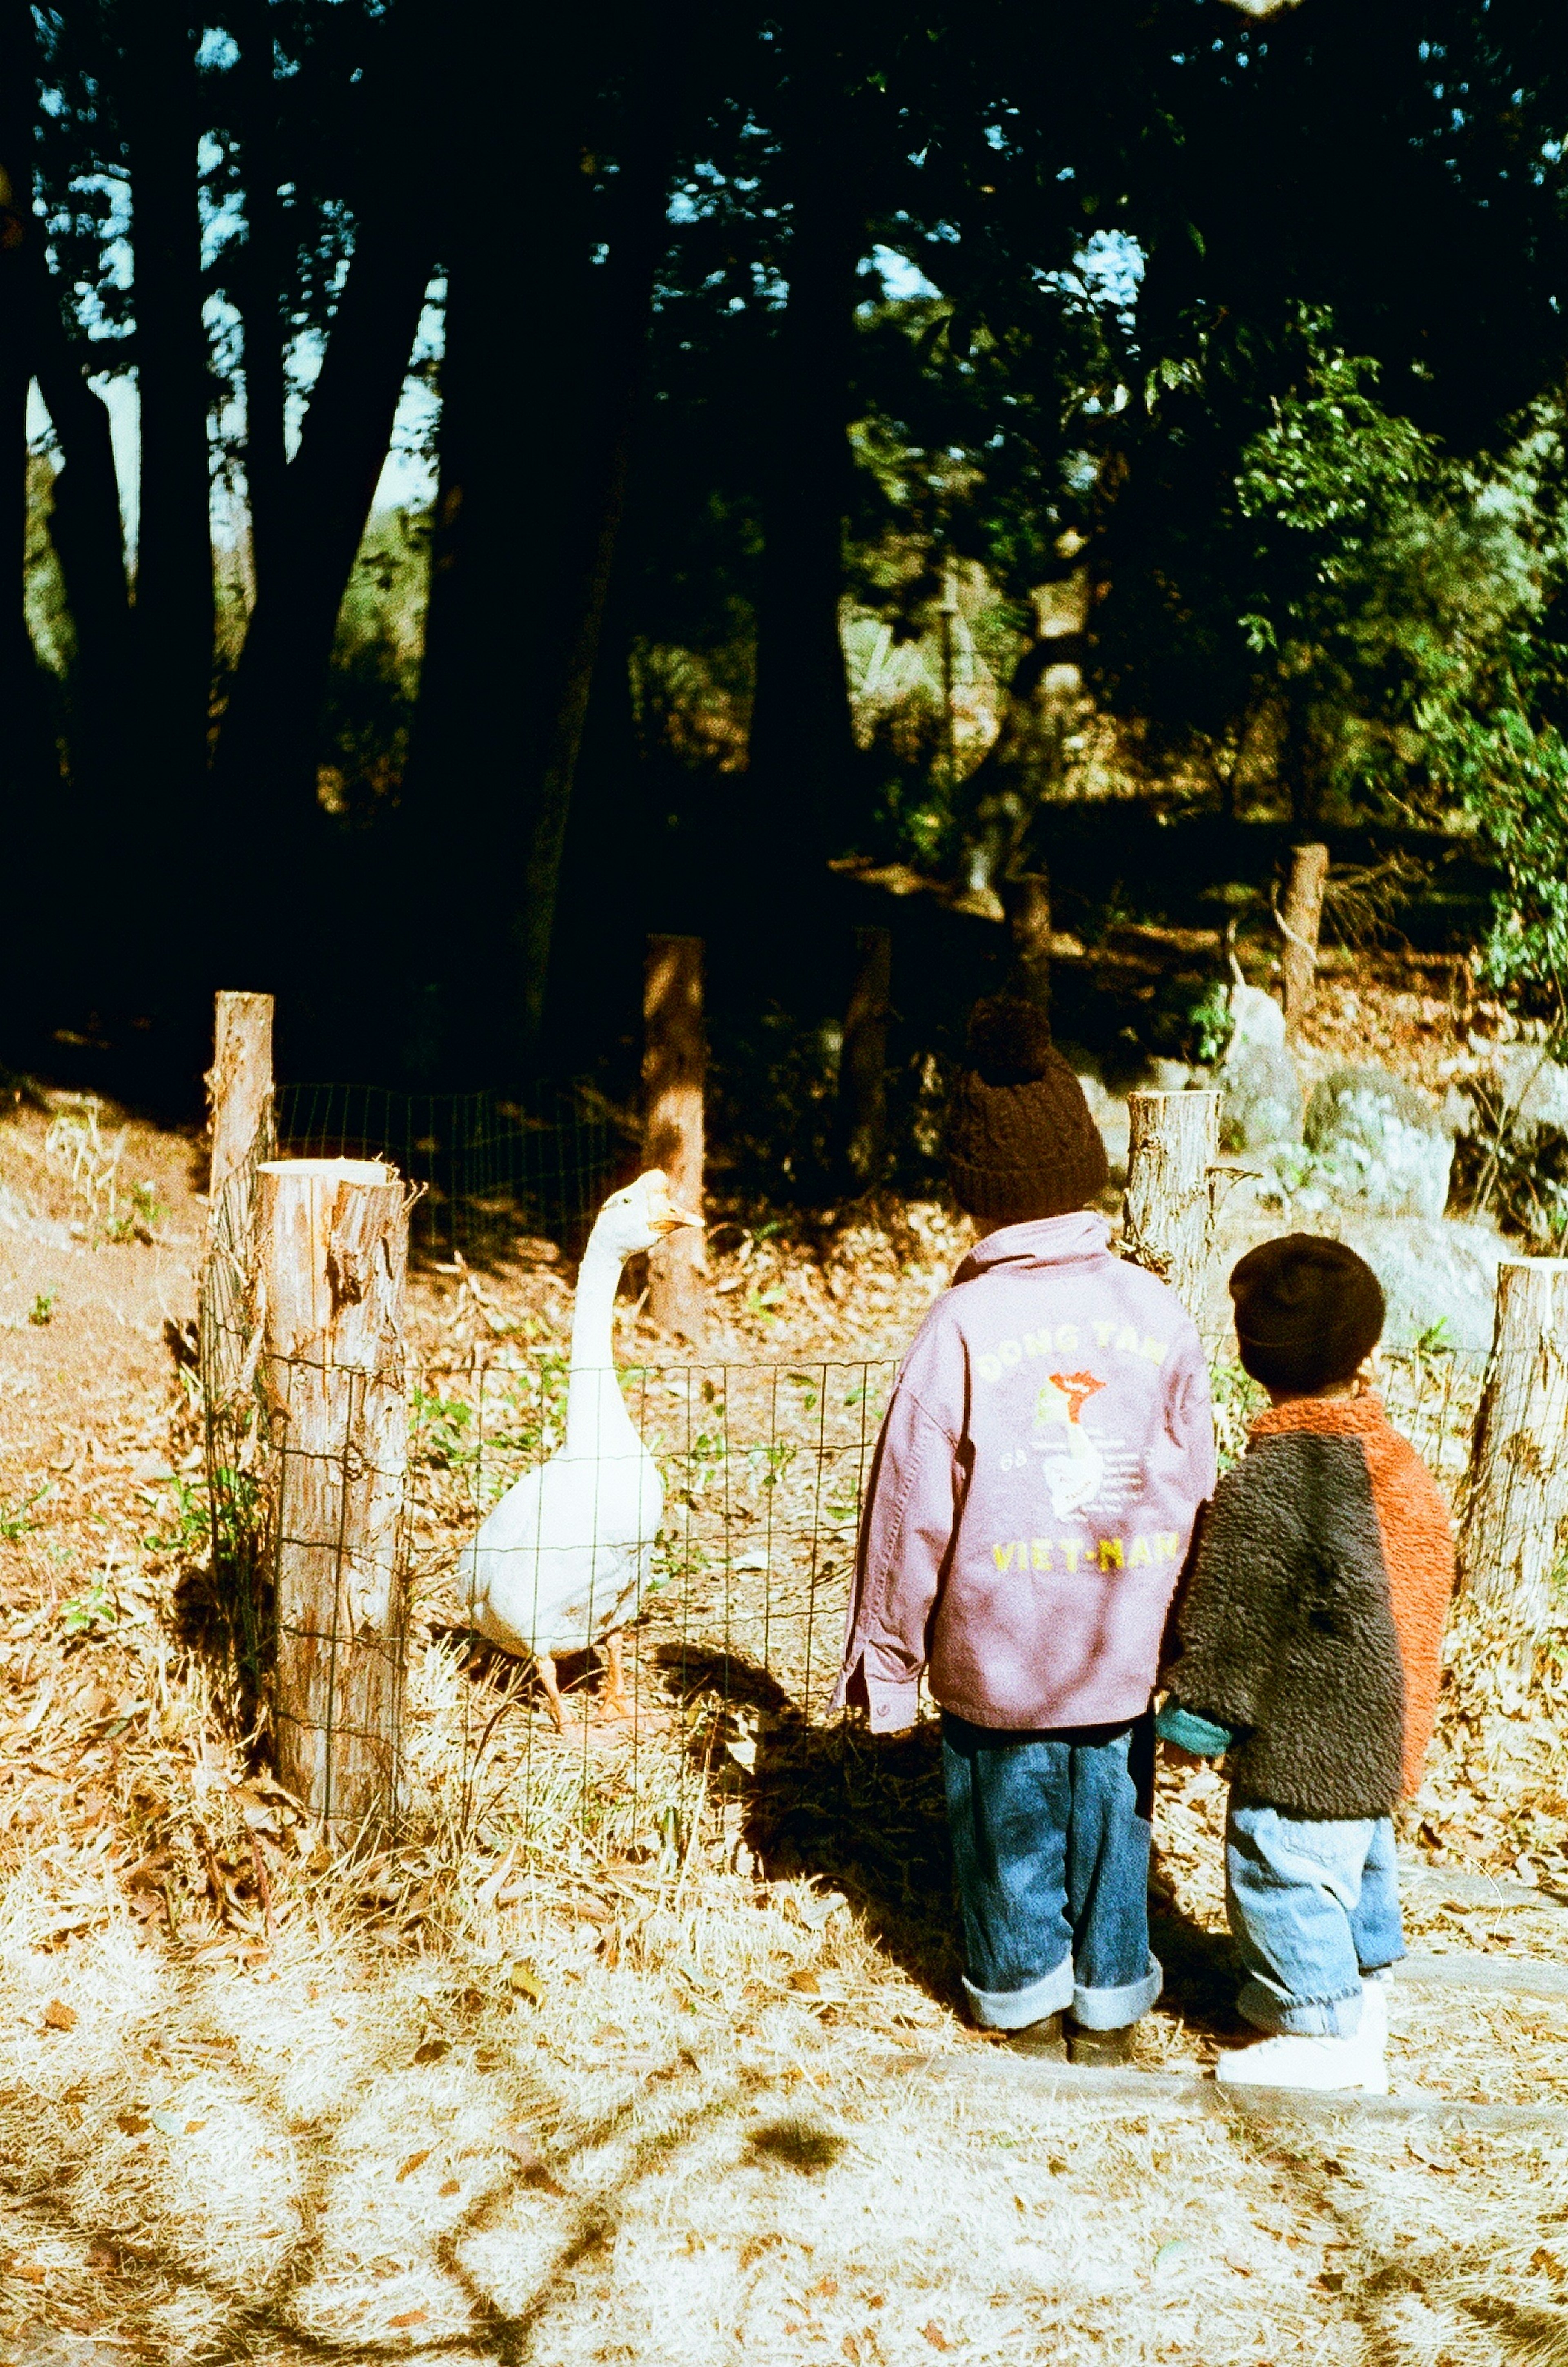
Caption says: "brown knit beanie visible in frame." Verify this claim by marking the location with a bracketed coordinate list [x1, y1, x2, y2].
[945, 996, 1110, 1224]
[1229, 1234, 1386, 1395]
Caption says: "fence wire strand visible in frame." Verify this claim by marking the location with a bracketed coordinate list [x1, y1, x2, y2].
[200, 1081, 1492, 1862]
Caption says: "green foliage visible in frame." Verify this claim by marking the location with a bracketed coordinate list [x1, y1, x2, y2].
[1209, 1354, 1267, 1477]
[1185, 982, 1234, 1067]
[60, 1577, 118, 1638]
[27, 1293, 55, 1327]
[0, 1486, 52, 1543]
[143, 1475, 209, 1558]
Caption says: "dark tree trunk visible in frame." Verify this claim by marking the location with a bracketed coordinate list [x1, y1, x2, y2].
[0, 92, 60, 907]
[231, 0, 288, 608]
[208, 199, 438, 953]
[401, 57, 595, 1071]
[124, 0, 214, 854]
[512, 70, 689, 1064]
[405, 10, 688, 1075]
[1, 0, 117, 1001]
[746, 72, 864, 880]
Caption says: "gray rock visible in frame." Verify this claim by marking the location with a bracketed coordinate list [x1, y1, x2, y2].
[1227, 982, 1287, 1054]
[1221, 1042, 1304, 1152]
[1303, 1065, 1454, 1221]
[1207, 1208, 1506, 1356]
[1486, 1045, 1568, 1141]
[1074, 1072, 1131, 1181]
[1329, 1214, 1504, 1355]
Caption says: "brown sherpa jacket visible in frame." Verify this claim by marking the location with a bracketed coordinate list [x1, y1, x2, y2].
[1161, 1394, 1454, 1819]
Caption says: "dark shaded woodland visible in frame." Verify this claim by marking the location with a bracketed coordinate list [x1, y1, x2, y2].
[5, 0, 1568, 1119]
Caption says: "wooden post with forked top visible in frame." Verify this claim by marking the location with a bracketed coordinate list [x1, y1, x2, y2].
[837, 924, 892, 1190]
[1123, 1091, 1221, 1318]
[1002, 870, 1052, 1016]
[1458, 1258, 1568, 1668]
[1277, 842, 1330, 1038]
[258, 1158, 409, 1833]
[643, 934, 707, 1340]
[201, 991, 276, 1408]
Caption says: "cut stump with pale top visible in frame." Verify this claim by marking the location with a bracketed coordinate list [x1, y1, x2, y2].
[1123, 1091, 1221, 1319]
[1459, 1256, 1568, 1656]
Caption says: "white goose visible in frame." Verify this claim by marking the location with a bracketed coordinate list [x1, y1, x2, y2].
[459, 1170, 701, 1728]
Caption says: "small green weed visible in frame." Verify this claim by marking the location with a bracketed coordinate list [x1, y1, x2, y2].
[1, 1484, 52, 1542]
[143, 1475, 209, 1557]
[1209, 1353, 1268, 1474]
[27, 1293, 54, 1326]
[60, 1577, 118, 1637]
[1187, 980, 1234, 1066]
[104, 1180, 168, 1245]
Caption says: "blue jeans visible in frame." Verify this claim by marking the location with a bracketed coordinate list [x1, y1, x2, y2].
[1226, 1801, 1405, 2038]
[942, 1712, 1162, 2032]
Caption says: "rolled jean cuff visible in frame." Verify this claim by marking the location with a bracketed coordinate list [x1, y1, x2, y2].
[962, 1955, 1074, 2031]
[1073, 1954, 1162, 2031]
[1238, 1974, 1364, 2039]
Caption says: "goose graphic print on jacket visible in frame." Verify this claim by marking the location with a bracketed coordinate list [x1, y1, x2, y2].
[831, 1212, 1217, 1733]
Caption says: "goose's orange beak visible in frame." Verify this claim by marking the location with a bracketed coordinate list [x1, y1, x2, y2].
[640, 1169, 704, 1236]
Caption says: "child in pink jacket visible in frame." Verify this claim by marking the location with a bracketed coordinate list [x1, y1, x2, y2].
[832, 999, 1216, 2062]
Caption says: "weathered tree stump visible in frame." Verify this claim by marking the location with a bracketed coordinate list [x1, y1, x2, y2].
[1002, 870, 1052, 1016]
[1123, 1091, 1221, 1317]
[1278, 842, 1329, 1037]
[1458, 1258, 1568, 1660]
[258, 1158, 408, 1833]
[643, 934, 707, 1340]
[837, 924, 892, 1190]
[200, 991, 275, 1408]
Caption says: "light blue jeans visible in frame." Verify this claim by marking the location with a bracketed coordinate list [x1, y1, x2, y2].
[1226, 1801, 1405, 2038]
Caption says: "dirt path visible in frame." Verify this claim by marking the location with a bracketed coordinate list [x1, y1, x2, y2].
[3, 1081, 1566, 2363]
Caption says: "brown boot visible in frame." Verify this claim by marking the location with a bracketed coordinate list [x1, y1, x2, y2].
[1066, 2019, 1136, 2066]
[1002, 2011, 1067, 2061]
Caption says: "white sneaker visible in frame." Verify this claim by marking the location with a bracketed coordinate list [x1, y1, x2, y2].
[1215, 2026, 1389, 2094]
[1359, 1972, 1390, 2051]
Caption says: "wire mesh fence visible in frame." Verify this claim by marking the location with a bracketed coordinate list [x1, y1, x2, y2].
[275, 1083, 619, 1258]
[199, 1136, 414, 1834]
[399, 1351, 898, 1868]
[200, 1116, 1491, 1862]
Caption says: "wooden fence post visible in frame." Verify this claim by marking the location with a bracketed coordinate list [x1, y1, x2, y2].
[1277, 842, 1329, 1038]
[643, 934, 706, 1340]
[201, 991, 275, 1407]
[837, 924, 891, 1190]
[1123, 1090, 1221, 1317]
[258, 1158, 408, 1833]
[1002, 870, 1052, 1015]
[1458, 1258, 1568, 1663]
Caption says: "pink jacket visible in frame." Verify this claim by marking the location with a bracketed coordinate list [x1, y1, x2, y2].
[831, 1212, 1216, 1732]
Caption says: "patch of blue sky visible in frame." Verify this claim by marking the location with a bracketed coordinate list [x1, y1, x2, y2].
[1038, 228, 1145, 335]
[869, 244, 942, 301]
[196, 25, 239, 70]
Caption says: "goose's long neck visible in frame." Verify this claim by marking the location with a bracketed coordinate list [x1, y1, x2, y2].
[565, 1232, 635, 1456]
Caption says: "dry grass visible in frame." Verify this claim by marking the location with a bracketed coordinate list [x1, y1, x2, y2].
[6, 1073, 1568, 2361]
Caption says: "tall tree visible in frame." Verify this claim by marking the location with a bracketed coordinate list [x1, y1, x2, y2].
[122, 0, 214, 858]
[744, 37, 869, 877]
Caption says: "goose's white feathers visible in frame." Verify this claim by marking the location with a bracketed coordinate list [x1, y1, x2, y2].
[456, 1169, 699, 1667]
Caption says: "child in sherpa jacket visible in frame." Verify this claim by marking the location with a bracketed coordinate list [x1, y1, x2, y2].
[1158, 1234, 1454, 2094]
[832, 999, 1216, 2064]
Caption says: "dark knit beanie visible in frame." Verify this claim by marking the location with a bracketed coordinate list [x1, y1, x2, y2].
[946, 996, 1110, 1224]
[1229, 1234, 1386, 1395]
